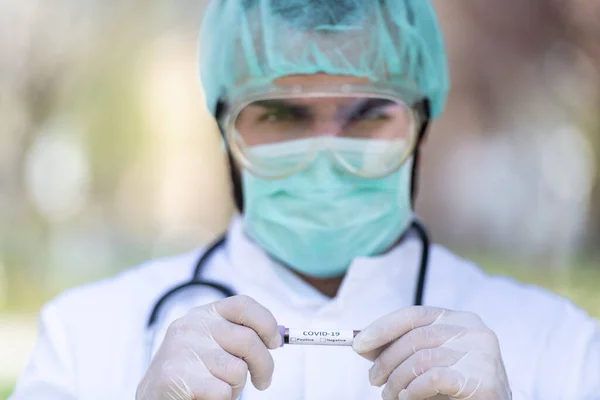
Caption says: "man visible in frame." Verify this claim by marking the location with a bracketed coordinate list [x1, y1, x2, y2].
[11, 1, 600, 399]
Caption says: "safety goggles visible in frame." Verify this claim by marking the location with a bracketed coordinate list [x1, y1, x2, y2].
[221, 83, 424, 179]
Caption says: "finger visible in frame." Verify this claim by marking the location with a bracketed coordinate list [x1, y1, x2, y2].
[369, 324, 465, 386]
[211, 320, 275, 391]
[353, 306, 446, 354]
[381, 348, 465, 400]
[181, 341, 249, 399]
[215, 295, 281, 349]
[356, 343, 392, 363]
[397, 367, 477, 400]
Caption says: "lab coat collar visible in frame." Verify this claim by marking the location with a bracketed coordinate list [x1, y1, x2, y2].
[225, 215, 424, 311]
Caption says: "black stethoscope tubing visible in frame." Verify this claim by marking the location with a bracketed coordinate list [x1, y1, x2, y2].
[146, 220, 430, 331]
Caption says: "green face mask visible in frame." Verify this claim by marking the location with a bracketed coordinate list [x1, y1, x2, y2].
[242, 142, 414, 278]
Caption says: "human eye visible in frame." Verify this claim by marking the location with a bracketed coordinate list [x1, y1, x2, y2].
[355, 110, 391, 121]
[257, 108, 298, 123]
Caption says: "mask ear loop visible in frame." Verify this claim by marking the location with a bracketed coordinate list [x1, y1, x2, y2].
[410, 100, 431, 207]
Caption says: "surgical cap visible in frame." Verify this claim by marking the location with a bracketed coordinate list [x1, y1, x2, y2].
[199, 0, 450, 119]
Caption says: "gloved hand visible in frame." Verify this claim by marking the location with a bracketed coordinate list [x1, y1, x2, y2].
[136, 295, 282, 400]
[353, 306, 512, 400]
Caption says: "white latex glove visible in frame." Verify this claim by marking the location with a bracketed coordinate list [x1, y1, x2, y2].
[136, 295, 282, 400]
[353, 306, 512, 400]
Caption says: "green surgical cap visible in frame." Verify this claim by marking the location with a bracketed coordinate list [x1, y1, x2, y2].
[199, 0, 450, 118]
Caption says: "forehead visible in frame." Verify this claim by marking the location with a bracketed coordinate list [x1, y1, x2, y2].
[273, 73, 372, 87]
[253, 73, 388, 108]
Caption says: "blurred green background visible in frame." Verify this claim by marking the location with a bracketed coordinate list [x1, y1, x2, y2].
[1, 0, 599, 397]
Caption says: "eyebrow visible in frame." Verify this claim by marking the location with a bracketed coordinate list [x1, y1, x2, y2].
[248, 98, 399, 121]
[251, 99, 311, 116]
[341, 98, 397, 119]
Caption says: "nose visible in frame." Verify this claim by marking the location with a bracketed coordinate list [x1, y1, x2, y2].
[311, 120, 343, 137]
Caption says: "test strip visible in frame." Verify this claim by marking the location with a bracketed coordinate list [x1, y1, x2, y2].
[279, 326, 360, 346]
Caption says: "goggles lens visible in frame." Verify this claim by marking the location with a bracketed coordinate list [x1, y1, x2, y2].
[227, 94, 419, 179]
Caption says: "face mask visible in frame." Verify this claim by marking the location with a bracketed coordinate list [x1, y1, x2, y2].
[241, 139, 414, 278]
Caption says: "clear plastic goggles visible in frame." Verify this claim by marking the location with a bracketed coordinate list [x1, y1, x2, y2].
[222, 84, 422, 179]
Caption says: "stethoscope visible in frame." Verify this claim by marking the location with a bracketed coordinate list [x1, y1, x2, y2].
[144, 220, 431, 367]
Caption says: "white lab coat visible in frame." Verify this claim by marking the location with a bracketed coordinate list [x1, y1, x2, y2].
[10, 217, 600, 399]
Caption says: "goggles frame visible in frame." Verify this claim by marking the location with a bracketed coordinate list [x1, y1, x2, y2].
[220, 82, 425, 179]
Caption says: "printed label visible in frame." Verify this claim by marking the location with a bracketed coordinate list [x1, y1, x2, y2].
[288, 329, 354, 346]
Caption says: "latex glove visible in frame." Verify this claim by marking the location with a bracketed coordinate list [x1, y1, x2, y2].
[136, 295, 282, 400]
[353, 306, 511, 400]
